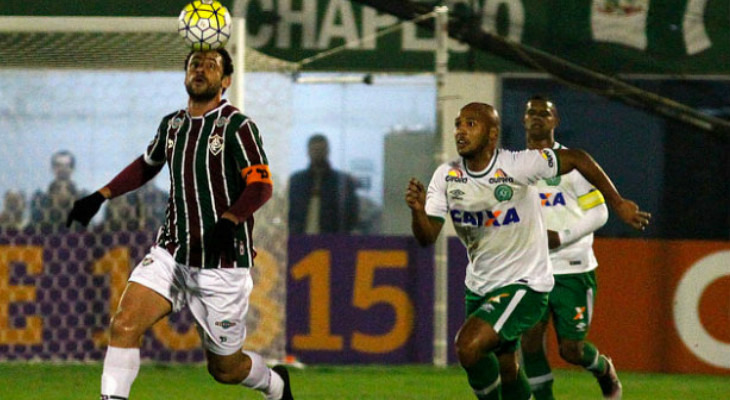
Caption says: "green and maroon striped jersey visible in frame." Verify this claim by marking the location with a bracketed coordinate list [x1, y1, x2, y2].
[144, 100, 268, 269]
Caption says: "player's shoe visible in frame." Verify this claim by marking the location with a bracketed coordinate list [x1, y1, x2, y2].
[272, 365, 294, 400]
[595, 356, 622, 399]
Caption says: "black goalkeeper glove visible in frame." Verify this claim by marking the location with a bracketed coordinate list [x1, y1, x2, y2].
[206, 218, 237, 263]
[66, 191, 106, 227]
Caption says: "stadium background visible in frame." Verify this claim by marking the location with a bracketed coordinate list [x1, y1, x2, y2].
[0, 0, 728, 389]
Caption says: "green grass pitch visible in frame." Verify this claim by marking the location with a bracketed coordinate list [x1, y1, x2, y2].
[0, 363, 727, 399]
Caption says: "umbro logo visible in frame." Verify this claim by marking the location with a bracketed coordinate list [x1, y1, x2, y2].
[449, 189, 465, 200]
[215, 320, 237, 329]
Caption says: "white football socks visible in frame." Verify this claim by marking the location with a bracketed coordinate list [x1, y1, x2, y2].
[241, 351, 284, 400]
[101, 346, 140, 399]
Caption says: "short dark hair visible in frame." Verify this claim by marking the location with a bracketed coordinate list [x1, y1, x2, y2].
[51, 150, 75, 169]
[308, 134, 328, 146]
[528, 94, 553, 104]
[527, 94, 559, 118]
[184, 48, 234, 77]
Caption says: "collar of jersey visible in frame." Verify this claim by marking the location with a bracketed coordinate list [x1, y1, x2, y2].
[552, 141, 563, 150]
[186, 99, 228, 119]
[462, 148, 499, 178]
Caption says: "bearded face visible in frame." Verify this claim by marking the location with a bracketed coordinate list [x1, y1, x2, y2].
[184, 51, 226, 102]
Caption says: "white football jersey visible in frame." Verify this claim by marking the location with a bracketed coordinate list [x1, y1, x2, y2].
[425, 148, 559, 296]
[537, 142, 605, 274]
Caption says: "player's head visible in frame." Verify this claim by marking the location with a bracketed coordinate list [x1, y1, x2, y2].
[51, 150, 75, 181]
[184, 48, 234, 101]
[307, 134, 330, 167]
[524, 95, 559, 141]
[454, 102, 500, 159]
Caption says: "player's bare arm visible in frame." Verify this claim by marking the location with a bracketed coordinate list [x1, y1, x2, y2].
[556, 148, 651, 230]
[405, 177, 443, 246]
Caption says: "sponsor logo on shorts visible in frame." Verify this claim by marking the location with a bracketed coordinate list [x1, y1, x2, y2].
[488, 293, 510, 304]
[480, 293, 510, 313]
[573, 306, 586, 321]
[482, 304, 495, 313]
[215, 320, 237, 329]
[141, 256, 154, 267]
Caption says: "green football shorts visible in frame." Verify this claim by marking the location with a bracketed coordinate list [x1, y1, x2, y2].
[465, 284, 549, 353]
[539, 270, 598, 341]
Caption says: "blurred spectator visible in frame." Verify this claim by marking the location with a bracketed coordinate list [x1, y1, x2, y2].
[31, 150, 82, 229]
[99, 184, 167, 232]
[0, 190, 27, 230]
[288, 134, 359, 234]
[136, 183, 168, 229]
[101, 194, 141, 231]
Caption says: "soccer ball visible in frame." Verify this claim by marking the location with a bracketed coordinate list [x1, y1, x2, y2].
[178, 0, 232, 51]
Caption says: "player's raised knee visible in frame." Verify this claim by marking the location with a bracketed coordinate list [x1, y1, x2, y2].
[455, 334, 482, 368]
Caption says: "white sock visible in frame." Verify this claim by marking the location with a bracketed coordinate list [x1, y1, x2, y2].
[241, 351, 284, 400]
[101, 346, 140, 399]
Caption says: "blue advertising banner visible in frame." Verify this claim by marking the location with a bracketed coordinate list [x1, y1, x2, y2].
[286, 235, 434, 364]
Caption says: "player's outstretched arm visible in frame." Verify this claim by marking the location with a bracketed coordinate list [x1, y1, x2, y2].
[66, 156, 164, 228]
[66, 191, 107, 227]
[405, 178, 443, 246]
[556, 149, 651, 231]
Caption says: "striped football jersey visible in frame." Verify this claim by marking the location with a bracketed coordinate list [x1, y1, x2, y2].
[144, 100, 268, 269]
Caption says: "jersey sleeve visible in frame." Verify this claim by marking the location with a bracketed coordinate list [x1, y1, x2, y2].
[144, 117, 170, 166]
[228, 117, 269, 169]
[512, 148, 560, 184]
[424, 164, 449, 220]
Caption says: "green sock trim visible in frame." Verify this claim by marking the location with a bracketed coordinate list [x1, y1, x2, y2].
[522, 348, 554, 399]
[582, 342, 606, 374]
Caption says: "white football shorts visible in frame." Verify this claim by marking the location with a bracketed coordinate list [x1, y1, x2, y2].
[128, 245, 253, 356]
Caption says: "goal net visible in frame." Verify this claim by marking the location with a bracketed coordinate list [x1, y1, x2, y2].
[0, 16, 294, 362]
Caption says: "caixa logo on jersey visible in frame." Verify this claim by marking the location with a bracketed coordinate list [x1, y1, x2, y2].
[445, 168, 467, 183]
[450, 207, 521, 227]
[540, 192, 566, 207]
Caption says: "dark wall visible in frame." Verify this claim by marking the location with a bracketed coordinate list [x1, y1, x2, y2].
[500, 77, 729, 240]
